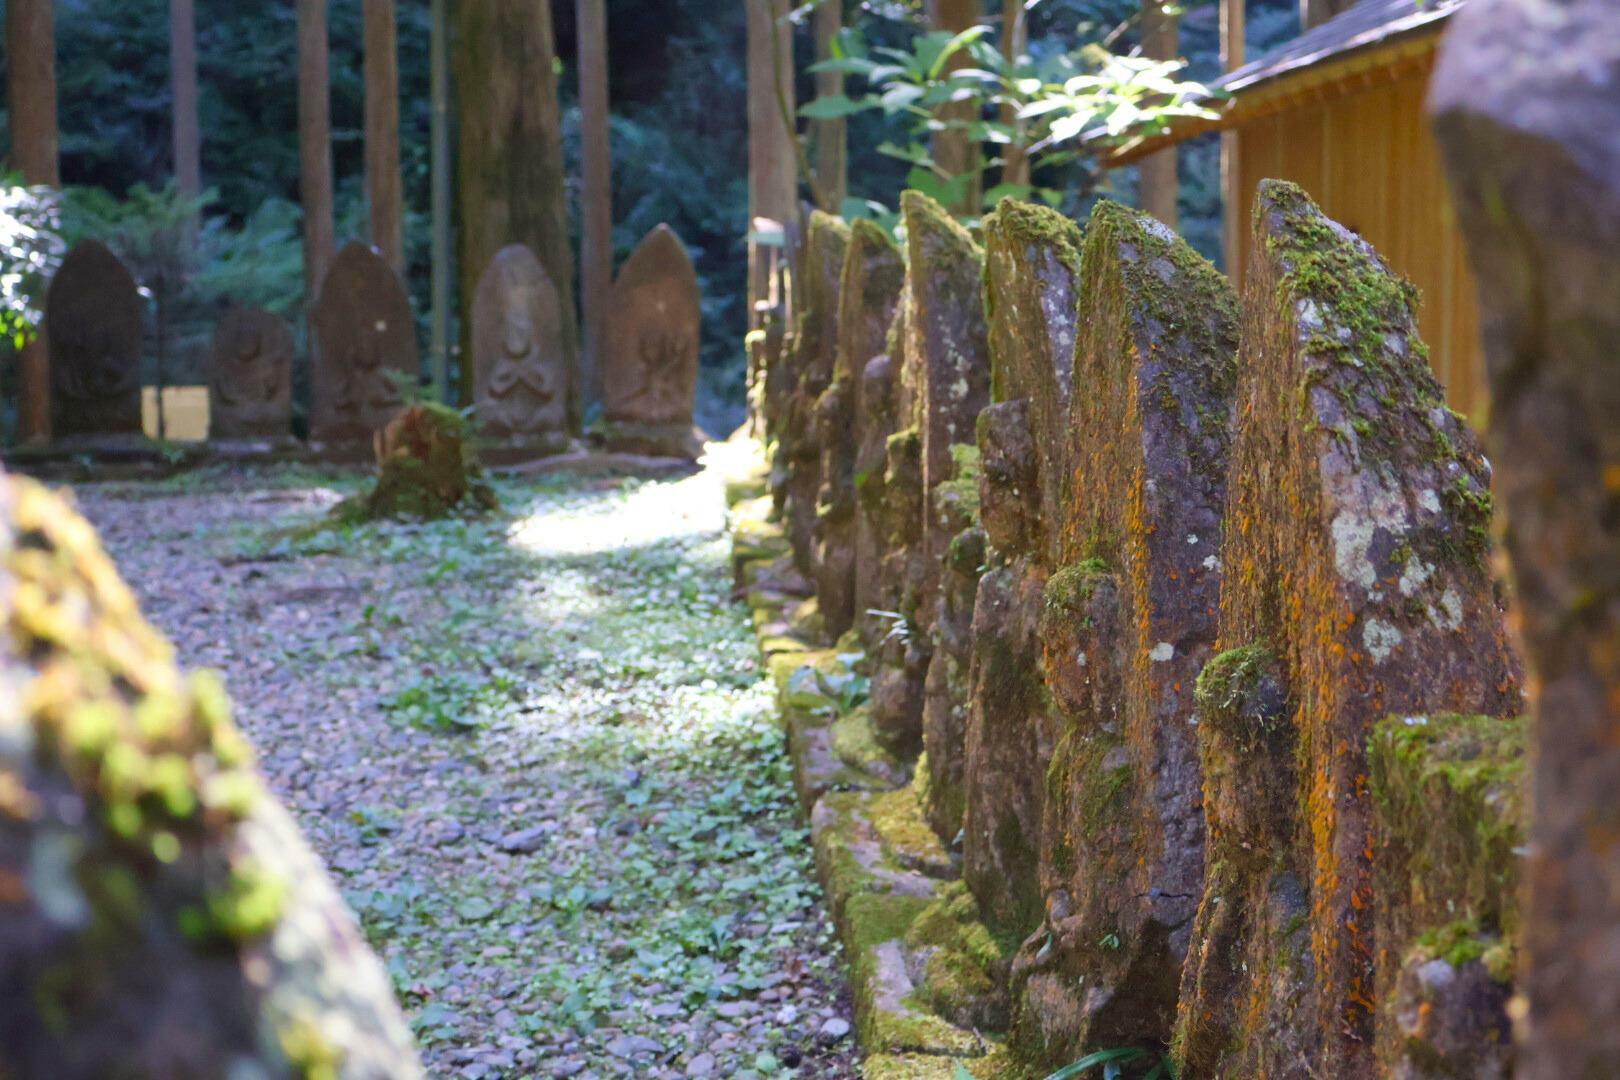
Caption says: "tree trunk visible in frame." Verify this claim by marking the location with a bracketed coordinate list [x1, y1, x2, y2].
[363, 0, 405, 274]
[812, 0, 846, 212]
[453, 0, 579, 426]
[1300, 0, 1353, 31]
[7, 0, 58, 444]
[297, 0, 336, 322]
[1219, 0, 1244, 276]
[169, 0, 200, 199]
[1139, 0, 1179, 230]
[926, 0, 982, 217]
[576, 0, 611, 409]
[999, 0, 1029, 191]
[746, 0, 797, 326]
[429, 0, 450, 400]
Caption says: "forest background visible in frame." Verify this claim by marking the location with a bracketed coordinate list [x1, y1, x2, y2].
[0, 0, 1296, 439]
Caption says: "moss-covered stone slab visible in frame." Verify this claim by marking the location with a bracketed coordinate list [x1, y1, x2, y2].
[817, 220, 907, 640]
[811, 790, 943, 926]
[981, 199, 1082, 562]
[1369, 712, 1524, 1075]
[0, 475, 423, 1078]
[781, 212, 851, 580]
[870, 425, 931, 755]
[906, 880, 1016, 1033]
[921, 516, 984, 841]
[1173, 181, 1522, 1078]
[1431, 8, 1620, 1073]
[1010, 200, 1239, 1069]
[958, 203, 1083, 945]
[901, 190, 990, 603]
[855, 349, 900, 653]
[846, 892, 983, 1058]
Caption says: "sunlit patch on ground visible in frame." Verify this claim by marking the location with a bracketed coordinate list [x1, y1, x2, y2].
[78, 463, 860, 1080]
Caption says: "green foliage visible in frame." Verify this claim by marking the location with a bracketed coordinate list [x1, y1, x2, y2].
[0, 180, 66, 348]
[802, 13, 1218, 225]
[1045, 1045, 1179, 1080]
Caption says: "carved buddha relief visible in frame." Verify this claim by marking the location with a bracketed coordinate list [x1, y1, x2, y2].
[47, 240, 144, 440]
[602, 225, 701, 456]
[471, 244, 566, 444]
[209, 306, 293, 440]
[311, 243, 418, 444]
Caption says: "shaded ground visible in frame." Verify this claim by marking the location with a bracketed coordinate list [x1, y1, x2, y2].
[75, 460, 859, 1080]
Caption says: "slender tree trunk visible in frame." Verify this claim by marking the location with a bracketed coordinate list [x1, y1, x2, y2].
[747, 0, 797, 326]
[812, 0, 846, 213]
[169, 0, 200, 200]
[926, 0, 982, 216]
[1219, 0, 1244, 275]
[1300, 0, 1353, 31]
[576, 0, 612, 408]
[453, 0, 578, 426]
[999, 0, 1029, 191]
[429, 0, 450, 401]
[297, 0, 336, 322]
[1139, 0, 1179, 230]
[363, 0, 405, 273]
[7, 0, 58, 444]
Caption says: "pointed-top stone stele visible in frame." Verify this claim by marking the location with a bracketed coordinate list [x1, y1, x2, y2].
[311, 242, 419, 445]
[602, 224, 701, 459]
[1011, 199, 1238, 1068]
[47, 239, 144, 444]
[471, 244, 569, 453]
[1172, 180, 1521, 1078]
[209, 305, 294, 442]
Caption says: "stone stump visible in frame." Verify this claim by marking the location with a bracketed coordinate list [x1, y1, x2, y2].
[471, 244, 569, 454]
[209, 305, 293, 442]
[961, 200, 1082, 938]
[781, 212, 848, 582]
[311, 242, 418, 446]
[0, 472, 423, 1079]
[46, 239, 143, 445]
[1011, 200, 1238, 1068]
[1171, 181, 1521, 1078]
[816, 219, 903, 639]
[602, 224, 702, 459]
[1430, 4, 1620, 1073]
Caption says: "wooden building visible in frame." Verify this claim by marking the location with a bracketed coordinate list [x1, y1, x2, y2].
[1102, 0, 1486, 421]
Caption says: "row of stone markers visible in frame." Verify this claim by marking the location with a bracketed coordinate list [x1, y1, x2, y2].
[37, 224, 702, 458]
[727, 181, 1529, 1078]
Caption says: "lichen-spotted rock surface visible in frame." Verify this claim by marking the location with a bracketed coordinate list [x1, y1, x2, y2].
[0, 472, 423, 1079]
[1173, 181, 1521, 1078]
[75, 454, 859, 1079]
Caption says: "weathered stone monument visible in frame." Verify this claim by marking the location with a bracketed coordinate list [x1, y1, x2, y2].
[1008, 201, 1238, 1067]
[311, 242, 418, 446]
[0, 471, 424, 1078]
[470, 244, 569, 454]
[961, 200, 1082, 937]
[208, 305, 293, 442]
[902, 191, 992, 838]
[1430, 3, 1620, 1074]
[781, 212, 848, 583]
[815, 218, 901, 637]
[602, 224, 702, 459]
[46, 239, 143, 444]
[1171, 182, 1521, 1078]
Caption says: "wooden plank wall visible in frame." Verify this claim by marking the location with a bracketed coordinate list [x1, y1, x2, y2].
[1228, 68, 1487, 424]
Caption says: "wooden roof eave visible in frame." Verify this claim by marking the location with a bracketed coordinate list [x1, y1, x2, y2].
[1096, 31, 1442, 169]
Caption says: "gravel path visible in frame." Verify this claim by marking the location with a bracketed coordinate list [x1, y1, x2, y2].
[75, 462, 860, 1080]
